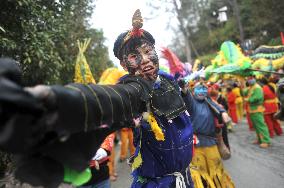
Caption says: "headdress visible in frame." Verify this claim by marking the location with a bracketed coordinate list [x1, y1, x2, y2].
[113, 9, 155, 60]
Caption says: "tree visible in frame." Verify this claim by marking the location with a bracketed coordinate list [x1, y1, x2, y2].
[0, 0, 112, 85]
[240, 0, 284, 46]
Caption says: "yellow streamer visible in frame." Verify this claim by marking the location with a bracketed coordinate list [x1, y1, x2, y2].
[145, 112, 165, 141]
[132, 152, 143, 170]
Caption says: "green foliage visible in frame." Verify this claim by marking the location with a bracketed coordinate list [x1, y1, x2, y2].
[0, 0, 112, 85]
[209, 19, 239, 47]
[241, 0, 284, 39]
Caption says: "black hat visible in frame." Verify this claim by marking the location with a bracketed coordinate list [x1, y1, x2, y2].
[113, 9, 155, 60]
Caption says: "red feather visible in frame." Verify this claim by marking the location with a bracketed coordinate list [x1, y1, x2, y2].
[160, 47, 184, 75]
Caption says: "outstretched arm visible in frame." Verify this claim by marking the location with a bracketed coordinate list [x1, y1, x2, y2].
[49, 80, 148, 135]
[0, 72, 151, 187]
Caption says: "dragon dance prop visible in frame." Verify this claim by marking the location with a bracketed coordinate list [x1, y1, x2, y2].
[207, 41, 252, 79]
[250, 45, 284, 71]
[208, 41, 284, 78]
[251, 45, 284, 60]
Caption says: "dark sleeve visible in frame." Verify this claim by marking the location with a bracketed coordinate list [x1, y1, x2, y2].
[181, 89, 194, 115]
[217, 96, 228, 111]
[51, 80, 149, 136]
[206, 98, 226, 124]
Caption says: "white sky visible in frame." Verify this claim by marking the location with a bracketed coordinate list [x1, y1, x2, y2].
[90, 0, 177, 66]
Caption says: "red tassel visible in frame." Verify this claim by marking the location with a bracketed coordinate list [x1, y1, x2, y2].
[131, 29, 144, 37]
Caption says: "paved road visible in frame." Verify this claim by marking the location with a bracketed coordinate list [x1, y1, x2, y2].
[223, 119, 284, 188]
[111, 119, 284, 188]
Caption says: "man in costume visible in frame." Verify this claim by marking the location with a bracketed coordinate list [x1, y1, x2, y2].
[182, 82, 234, 188]
[119, 127, 135, 162]
[243, 82, 254, 131]
[113, 10, 194, 188]
[227, 87, 238, 124]
[0, 10, 194, 188]
[244, 77, 271, 148]
[232, 82, 243, 121]
[208, 84, 230, 150]
[260, 78, 283, 137]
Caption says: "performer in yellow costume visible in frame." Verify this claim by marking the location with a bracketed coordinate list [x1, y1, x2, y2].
[232, 83, 244, 121]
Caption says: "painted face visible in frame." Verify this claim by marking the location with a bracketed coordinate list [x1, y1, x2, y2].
[122, 43, 159, 80]
[194, 85, 208, 100]
[247, 78, 256, 85]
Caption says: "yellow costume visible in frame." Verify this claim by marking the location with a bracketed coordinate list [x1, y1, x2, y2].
[232, 87, 243, 120]
[190, 146, 234, 188]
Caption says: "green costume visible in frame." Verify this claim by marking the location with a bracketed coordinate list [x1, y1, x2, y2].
[247, 83, 271, 144]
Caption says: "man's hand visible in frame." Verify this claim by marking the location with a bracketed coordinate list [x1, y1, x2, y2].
[178, 79, 188, 94]
[25, 85, 56, 110]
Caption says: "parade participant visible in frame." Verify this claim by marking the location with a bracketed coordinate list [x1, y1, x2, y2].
[227, 87, 238, 124]
[0, 10, 194, 187]
[182, 82, 234, 188]
[108, 143, 118, 181]
[208, 84, 230, 150]
[119, 128, 135, 162]
[243, 82, 254, 131]
[232, 82, 244, 120]
[275, 77, 284, 120]
[216, 86, 228, 111]
[245, 77, 271, 148]
[114, 10, 194, 187]
[261, 78, 283, 137]
[79, 133, 115, 188]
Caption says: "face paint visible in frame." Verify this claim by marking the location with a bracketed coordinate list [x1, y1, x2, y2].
[123, 53, 141, 75]
[194, 85, 208, 100]
[122, 43, 159, 80]
[147, 47, 159, 65]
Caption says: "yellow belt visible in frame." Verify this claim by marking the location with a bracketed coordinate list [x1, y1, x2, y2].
[264, 98, 278, 104]
[249, 105, 265, 113]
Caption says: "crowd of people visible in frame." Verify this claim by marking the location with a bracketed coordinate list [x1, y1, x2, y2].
[210, 75, 283, 148]
[0, 9, 283, 188]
